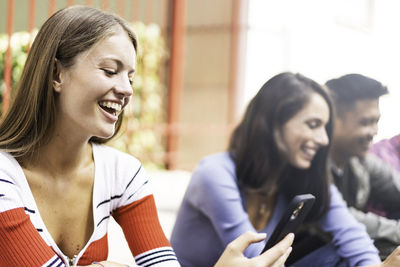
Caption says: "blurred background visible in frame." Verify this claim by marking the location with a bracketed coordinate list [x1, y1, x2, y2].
[1, 0, 399, 172]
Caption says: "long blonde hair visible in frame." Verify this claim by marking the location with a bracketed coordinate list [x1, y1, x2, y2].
[0, 6, 137, 158]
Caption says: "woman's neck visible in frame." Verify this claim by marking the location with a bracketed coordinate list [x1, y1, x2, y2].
[246, 187, 278, 231]
[20, 132, 93, 178]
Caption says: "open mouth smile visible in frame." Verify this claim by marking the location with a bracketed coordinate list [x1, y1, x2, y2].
[301, 145, 317, 160]
[98, 100, 122, 117]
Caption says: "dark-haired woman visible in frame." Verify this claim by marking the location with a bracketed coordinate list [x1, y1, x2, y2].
[171, 72, 386, 267]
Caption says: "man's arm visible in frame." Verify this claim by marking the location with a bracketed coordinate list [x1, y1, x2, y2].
[365, 154, 400, 212]
[348, 155, 400, 244]
[350, 207, 400, 244]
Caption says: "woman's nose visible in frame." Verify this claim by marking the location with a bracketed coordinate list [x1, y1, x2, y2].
[315, 128, 329, 146]
[114, 75, 133, 97]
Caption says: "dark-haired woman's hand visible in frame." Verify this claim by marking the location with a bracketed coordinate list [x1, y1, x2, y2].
[214, 231, 294, 267]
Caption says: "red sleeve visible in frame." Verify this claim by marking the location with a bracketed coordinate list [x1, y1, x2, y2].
[0, 207, 63, 266]
[112, 194, 171, 256]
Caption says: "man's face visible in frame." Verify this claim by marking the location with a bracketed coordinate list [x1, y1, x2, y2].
[333, 99, 380, 158]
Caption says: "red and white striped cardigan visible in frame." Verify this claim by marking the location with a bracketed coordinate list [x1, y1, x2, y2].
[0, 144, 180, 267]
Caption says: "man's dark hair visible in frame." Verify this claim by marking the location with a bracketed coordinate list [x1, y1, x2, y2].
[325, 74, 388, 116]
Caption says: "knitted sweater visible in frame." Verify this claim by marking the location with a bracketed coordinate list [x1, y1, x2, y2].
[0, 144, 180, 267]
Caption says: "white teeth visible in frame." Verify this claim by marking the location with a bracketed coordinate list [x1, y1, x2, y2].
[99, 101, 122, 112]
[303, 148, 316, 157]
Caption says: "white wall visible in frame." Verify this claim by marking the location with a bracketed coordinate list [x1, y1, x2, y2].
[243, 0, 400, 141]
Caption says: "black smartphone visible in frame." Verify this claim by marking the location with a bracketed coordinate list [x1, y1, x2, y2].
[261, 194, 315, 253]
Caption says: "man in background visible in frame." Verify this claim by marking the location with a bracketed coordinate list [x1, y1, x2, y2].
[326, 73, 400, 259]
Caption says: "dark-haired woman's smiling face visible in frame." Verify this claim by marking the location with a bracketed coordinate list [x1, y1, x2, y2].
[280, 92, 330, 169]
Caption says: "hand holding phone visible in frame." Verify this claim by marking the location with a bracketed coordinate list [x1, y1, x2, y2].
[261, 194, 315, 253]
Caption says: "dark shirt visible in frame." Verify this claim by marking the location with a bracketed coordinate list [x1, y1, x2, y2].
[331, 160, 358, 208]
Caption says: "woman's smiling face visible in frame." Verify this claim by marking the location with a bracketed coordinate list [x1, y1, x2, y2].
[54, 27, 136, 140]
[279, 92, 330, 169]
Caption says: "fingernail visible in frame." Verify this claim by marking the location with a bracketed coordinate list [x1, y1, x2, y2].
[258, 232, 267, 238]
[287, 233, 295, 241]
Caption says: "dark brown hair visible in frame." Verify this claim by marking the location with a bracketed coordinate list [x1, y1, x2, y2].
[229, 72, 334, 220]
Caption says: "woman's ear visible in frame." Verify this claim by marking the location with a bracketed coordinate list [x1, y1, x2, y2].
[53, 58, 63, 93]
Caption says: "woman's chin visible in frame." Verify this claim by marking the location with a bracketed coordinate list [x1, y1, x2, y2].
[93, 129, 115, 140]
[291, 159, 312, 169]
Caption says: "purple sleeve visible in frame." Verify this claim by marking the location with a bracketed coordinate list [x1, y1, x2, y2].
[319, 185, 381, 267]
[187, 156, 265, 257]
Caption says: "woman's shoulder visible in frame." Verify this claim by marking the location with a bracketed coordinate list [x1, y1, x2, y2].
[197, 152, 235, 170]
[92, 143, 141, 167]
[92, 144, 145, 184]
[0, 151, 23, 184]
[0, 150, 12, 160]
[92, 144, 149, 196]
[191, 152, 237, 187]
[0, 150, 20, 171]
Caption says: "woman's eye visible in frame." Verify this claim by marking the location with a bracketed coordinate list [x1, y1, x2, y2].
[306, 120, 321, 129]
[102, 69, 117, 76]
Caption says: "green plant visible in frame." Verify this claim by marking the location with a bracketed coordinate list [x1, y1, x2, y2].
[0, 31, 35, 114]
